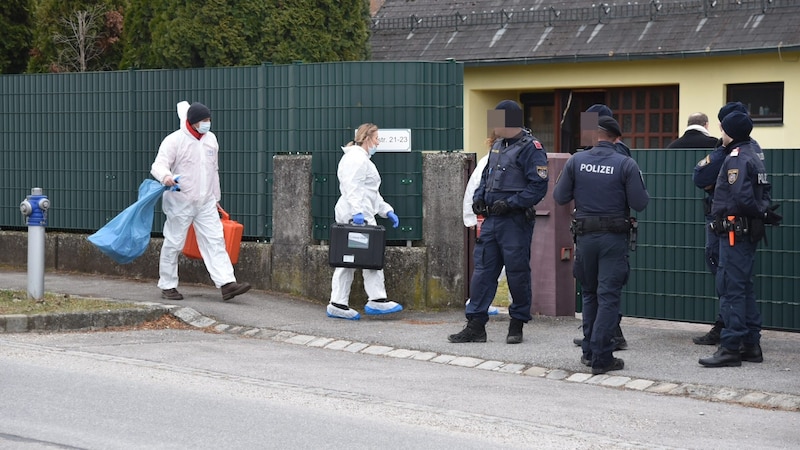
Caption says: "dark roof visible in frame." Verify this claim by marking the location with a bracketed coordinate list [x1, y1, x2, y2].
[370, 0, 800, 65]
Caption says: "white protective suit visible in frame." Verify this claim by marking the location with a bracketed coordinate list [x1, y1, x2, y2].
[150, 101, 236, 290]
[462, 154, 489, 227]
[330, 144, 394, 305]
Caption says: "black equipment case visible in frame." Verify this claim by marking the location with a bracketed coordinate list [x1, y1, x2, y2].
[328, 223, 386, 270]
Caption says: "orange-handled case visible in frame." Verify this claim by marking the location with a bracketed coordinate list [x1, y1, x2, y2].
[182, 206, 243, 265]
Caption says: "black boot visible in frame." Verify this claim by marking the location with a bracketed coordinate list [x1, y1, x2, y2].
[741, 343, 763, 363]
[613, 324, 628, 350]
[699, 346, 741, 367]
[506, 318, 524, 344]
[693, 320, 723, 345]
[448, 318, 487, 343]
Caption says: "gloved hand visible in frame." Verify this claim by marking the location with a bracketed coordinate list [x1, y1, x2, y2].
[763, 204, 782, 226]
[387, 211, 400, 228]
[472, 199, 487, 216]
[352, 213, 365, 225]
[489, 200, 510, 216]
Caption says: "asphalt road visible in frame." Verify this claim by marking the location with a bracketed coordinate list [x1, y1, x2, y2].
[1, 329, 798, 449]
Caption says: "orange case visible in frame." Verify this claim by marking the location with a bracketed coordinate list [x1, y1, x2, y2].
[182, 206, 243, 265]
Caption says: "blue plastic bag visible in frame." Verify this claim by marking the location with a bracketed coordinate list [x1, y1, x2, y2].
[88, 179, 168, 264]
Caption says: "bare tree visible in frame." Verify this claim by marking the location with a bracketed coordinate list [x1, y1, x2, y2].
[52, 6, 107, 72]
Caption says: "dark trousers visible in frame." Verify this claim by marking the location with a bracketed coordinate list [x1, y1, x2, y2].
[717, 235, 762, 350]
[704, 214, 724, 326]
[466, 212, 534, 325]
[574, 232, 630, 368]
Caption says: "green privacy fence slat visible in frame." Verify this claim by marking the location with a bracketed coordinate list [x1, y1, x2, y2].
[311, 151, 423, 241]
[624, 147, 800, 331]
[0, 61, 463, 240]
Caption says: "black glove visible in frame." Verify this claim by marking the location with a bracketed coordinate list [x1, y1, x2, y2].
[472, 199, 487, 216]
[489, 200, 510, 216]
[525, 205, 537, 222]
[763, 204, 782, 226]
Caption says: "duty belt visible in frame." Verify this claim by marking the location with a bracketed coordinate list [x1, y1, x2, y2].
[571, 217, 631, 235]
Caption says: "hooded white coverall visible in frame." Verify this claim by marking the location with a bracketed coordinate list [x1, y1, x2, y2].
[330, 144, 394, 305]
[151, 101, 236, 290]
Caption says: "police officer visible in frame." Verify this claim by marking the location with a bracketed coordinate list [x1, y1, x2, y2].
[699, 111, 781, 367]
[553, 116, 649, 375]
[448, 100, 549, 344]
[572, 104, 630, 351]
[691, 102, 764, 345]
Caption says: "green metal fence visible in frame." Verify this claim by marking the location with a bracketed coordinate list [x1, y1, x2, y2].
[622, 148, 799, 330]
[0, 61, 464, 240]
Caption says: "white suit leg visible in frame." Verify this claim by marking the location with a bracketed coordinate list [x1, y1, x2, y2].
[193, 200, 236, 288]
[158, 203, 193, 290]
[330, 267, 355, 305]
[363, 269, 387, 300]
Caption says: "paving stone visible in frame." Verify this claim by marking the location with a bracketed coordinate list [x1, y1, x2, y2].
[647, 382, 680, 393]
[241, 328, 262, 337]
[271, 331, 296, 341]
[431, 354, 458, 364]
[476, 360, 504, 371]
[567, 373, 593, 383]
[523, 366, 548, 377]
[324, 340, 352, 350]
[411, 352, 438, 361]
[386, 348, 419, 359]
[712, 388, 741, 402]
[213, 324, 231, 333]
[497, 363, 525, 374]
[738, 391, 770, 405]
[307, 337, 334, 347]
[449, 356, 484, 368]
[361, 345, 393, 355]
[343, 342, 369, 353]
[189, 317, 216, 328]
[546, 369, 569, 380]
[626, 379, 655, 391]
[1, 315, 28, 333]
[286, 334, 317, 345]
[601, 376, 631, 387]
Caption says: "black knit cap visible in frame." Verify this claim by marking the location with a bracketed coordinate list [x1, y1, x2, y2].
[187, 102, 211, 124]
[598, 116, 622, 137]
[586, 104, 613, 118]
[721, 111, 753, 141]
[494, 100, 523, 127]
[717, 101, 748, 122]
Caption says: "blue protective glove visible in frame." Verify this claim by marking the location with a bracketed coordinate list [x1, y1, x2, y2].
[352, 213, 365, 225]
[387, 211, 399, 228]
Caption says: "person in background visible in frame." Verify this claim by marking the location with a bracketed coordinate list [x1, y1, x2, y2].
[327, 123, 403, 320]
[699, 111, 781, 367]
[151, 101, 251, 302]
[449, 100, 548, 344]
[667, 112, 719, 149]
[554, 115, 649, 375]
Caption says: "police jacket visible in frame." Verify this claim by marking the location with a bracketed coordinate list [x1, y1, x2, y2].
[474, 130, 549, 210]
[710, 139, 770, 219]
[553, 141, 649, 219]
[693, 139, 764, 197]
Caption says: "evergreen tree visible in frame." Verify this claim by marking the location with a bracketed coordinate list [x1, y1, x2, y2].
[121, 0, 370, 69]
[0, 0, 34, 74]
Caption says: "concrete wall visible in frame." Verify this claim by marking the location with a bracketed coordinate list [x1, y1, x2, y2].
[0, 153, 482, 312]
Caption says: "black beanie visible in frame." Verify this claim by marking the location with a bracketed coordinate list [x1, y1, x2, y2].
[494, 100, 523, 127]
[187, 102, 211, 124]
[586, 104, 613, 118]
[721, 111, 753, 141]
[598, 116, 622, 137]
[717, 101, 747, 122]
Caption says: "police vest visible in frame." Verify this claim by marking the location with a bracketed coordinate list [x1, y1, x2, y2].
[485, 135, 533, 193]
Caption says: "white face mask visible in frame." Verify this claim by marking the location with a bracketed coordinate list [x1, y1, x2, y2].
[369, 146, 377, 156]
[197, 121, 211, 134]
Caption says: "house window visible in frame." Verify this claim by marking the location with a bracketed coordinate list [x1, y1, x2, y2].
[726, 82, 784, 124]
[608, 86, 678, 149]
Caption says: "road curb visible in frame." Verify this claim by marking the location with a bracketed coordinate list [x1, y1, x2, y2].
[0, 303, 169, 333]
[163, 306, 800, 413]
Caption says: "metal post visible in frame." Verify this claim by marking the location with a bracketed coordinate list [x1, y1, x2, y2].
[19, 187, 50, 300]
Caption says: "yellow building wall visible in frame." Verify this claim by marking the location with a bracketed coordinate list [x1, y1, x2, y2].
[463, 52, 800, 156]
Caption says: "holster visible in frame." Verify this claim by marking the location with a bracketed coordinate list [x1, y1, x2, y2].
[573, 217, 631, 235]
[702, 196, 712, 216]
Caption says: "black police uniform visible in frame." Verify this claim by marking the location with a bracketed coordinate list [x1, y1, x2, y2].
[553, 140, 649, 372]
[707, 139, 770, 357]
[467, 130, 549, 326]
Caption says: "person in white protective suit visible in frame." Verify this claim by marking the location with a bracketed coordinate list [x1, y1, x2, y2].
[151, 101, 251, 302]
[327, 123, 403, 320]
